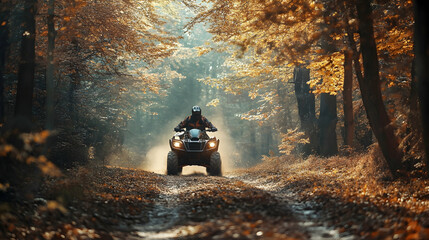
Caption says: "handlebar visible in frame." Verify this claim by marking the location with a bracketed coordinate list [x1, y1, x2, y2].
[174, 128, 217, 132]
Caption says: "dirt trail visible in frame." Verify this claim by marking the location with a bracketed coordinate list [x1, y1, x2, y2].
[4, 161, 429, 239]
[230, 173, 356, 240]
[131, 172, 356, 240]
[1, 166, 359, 239]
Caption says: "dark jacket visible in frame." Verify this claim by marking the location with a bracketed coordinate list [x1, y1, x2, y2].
[177, 115, 215, 131]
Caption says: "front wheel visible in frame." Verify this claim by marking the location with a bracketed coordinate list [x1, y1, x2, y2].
[167, 151, 179, 175]
[207, 152, 222, 176]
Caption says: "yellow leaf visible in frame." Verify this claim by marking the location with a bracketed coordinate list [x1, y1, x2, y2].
[0, 145, 14, 157]
[206, 98, 220, 107]
[47, 201, 68, 214]
[0, 183, 10, 191]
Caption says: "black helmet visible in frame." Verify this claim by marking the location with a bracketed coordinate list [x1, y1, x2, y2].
[192, 105, 201, 116]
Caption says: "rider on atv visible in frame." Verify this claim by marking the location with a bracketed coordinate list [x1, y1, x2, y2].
[169, 106, 221, 176]
[174, 106, 218, 132]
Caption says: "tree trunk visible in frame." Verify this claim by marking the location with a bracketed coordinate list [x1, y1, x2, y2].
[404, 57, 423, 162]
[276, 79, 292, 131]
[14, 0, 37, 131]
[294, 67, 318, 155]
[355, 0, 403, 175]
[414, 0, 429, 173]
[343, 49, 354, 147]
[250, 121, 257, 162]
[69, 39, 80, 122]
[45, 0, 56, 130]
[345, 6, 374, 151]
[0, 2, 9, 124]
[263, 125, 272, 155]
[409, 59, 421, 132]
[319, 93, 338, 156]
[69, 75, 77, 122]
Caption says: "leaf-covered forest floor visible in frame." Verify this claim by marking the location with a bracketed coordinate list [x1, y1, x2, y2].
[236, 145, 429, 239]
[1, 146, 429, 239]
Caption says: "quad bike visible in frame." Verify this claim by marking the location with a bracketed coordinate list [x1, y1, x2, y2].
[167, 128, 221, 176]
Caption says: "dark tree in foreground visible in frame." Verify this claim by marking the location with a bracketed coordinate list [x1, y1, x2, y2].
[344, 4, 373, 152]
[0, 1, 9, 124]
[45, 0, 56, 130]
[319, 93, 338, 156]
[355, 0, 403, 175]
[343, 49, 354, 147]
[14, 0, 37, 131]
[414, 0, 429, 173]
[294, 67, 318, 155]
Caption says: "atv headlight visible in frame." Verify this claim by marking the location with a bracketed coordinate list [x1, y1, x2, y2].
[173, 141, 182, 148]
[208, 141, 216, 148]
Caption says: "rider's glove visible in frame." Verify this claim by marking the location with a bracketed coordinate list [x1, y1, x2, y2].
[174, 127, 181, 132]
[211, 127, 218, 132]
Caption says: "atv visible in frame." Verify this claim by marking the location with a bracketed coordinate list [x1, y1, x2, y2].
[167, 128, 221, 176]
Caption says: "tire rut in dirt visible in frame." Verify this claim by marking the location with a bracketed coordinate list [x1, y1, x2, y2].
[135, 174, 308, 239]
[231, 174, 358, 240]
[134, 175, 188, 238]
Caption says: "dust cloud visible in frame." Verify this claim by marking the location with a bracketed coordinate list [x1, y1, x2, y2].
[141, 143, 169, 174]
[140, 115, 241, 175]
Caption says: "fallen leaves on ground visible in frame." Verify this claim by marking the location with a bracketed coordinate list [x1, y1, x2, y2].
[167, 176, 306, 239]
[1, 166, 162, 239]
[240, 145, 429, 239]
[2, 145, 428, 239]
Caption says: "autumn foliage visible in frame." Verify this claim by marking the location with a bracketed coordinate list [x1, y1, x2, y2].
[186, 0, 424, 176]
[0, 0, 428, 239]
